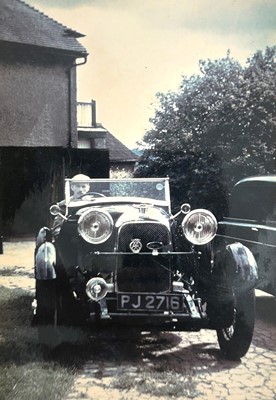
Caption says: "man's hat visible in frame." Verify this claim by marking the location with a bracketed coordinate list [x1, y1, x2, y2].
[71, 174, 90, 181]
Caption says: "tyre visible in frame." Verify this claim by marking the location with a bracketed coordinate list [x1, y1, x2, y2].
[35, 279, 75, 346]
[35, 279, 58, 325]
[217, 289, 255, 360]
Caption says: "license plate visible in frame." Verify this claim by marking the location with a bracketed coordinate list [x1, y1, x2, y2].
[118, 293, 184, 311]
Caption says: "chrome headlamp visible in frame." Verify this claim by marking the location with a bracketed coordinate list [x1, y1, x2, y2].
[182, 209, 217, 245]
[78, 208, 113, 244]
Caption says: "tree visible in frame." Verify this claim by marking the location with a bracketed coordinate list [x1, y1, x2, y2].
[135, 47, 276, 217]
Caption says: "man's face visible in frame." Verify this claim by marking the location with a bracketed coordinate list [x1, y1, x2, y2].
[71, 183, 90, 198]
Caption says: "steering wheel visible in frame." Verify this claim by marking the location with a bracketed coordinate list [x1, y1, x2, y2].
[80, 192, 106, 199]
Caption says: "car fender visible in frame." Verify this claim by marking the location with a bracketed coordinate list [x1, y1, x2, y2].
[36, 227, 53, 248]
[226, 242, 258, 290]
[208, 242, 258, 326]
[35, 227, 56, 279]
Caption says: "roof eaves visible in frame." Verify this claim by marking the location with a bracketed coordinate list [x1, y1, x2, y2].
[64, 28, 85, 39]
[0, 39, 88, 57]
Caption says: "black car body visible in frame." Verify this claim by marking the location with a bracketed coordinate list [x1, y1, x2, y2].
[216, 175, 276, 296]
[34, 177, 258, 359]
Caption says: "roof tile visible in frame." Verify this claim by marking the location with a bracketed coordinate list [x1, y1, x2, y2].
[0, 0, 87, 54]
[105, 130, 139, 162]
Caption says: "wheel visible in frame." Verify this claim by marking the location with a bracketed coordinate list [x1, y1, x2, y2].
[217, 289, 255, 360]
[35, 279, 58, 325]
[35, 279, 76, 346]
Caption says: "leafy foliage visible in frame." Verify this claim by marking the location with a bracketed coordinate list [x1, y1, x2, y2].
[135, 47, 276, 217]
[135, 149, 227, 218]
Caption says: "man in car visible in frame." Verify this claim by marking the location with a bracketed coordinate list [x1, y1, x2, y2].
[70, 174, 91, 201]
[35, 174, 91, 281]
[52, 174, 90, 236]
[57, 174, 90, 206]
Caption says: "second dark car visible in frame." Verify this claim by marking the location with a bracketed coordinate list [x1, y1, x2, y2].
[215, 175, 276, 296]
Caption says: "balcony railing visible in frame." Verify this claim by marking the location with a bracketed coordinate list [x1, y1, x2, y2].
[77, 100, 97, 128]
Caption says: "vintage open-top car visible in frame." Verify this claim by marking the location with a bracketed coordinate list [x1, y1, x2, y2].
[33, 176, 258, 359]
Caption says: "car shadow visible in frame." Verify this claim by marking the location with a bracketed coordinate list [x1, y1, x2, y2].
[42, 292, 276, 368]
[2, 287, 270, 374]
[49, 328, 241, 377]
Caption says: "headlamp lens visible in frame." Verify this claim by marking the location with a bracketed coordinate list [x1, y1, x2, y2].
[78, 209, 113, 244]
[182, 209, 217, 245]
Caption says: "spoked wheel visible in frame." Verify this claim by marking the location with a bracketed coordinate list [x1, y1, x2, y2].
[217, 288, 255, 360]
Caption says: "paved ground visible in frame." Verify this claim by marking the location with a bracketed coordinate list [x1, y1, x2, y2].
[1, 240, 276, 400]
[66, 302, 276, 400]
[0, 239, 35, 292]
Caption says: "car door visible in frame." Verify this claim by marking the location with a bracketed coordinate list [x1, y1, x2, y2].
[218, 183, 260, 246]
[218, 180, 276, 295]
[253, 185, 276, 295]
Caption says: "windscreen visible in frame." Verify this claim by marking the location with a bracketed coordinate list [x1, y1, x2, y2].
[65, 178, 170, 205]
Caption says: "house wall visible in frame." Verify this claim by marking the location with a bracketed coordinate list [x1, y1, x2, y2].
[0, 43, 78, 147]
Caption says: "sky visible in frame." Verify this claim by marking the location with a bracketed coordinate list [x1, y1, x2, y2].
[28, 0, 276, 149]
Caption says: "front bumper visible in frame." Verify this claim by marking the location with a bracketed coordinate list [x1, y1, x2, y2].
[87, 291, 210, 331]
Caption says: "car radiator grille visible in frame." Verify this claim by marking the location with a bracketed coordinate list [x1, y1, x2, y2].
[118, 222, 171, 252]
[117, 222, 171, 292]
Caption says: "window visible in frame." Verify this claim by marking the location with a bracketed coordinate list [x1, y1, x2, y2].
[230, 183, 276, 223]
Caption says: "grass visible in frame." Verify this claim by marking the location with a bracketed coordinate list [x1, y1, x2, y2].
[0, 287, 202, 399]
[0, 287, 89, 400]
[112, 370, 200, 398]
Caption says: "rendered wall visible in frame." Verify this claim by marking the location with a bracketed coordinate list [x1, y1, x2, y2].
[0, 44, 77, 147]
